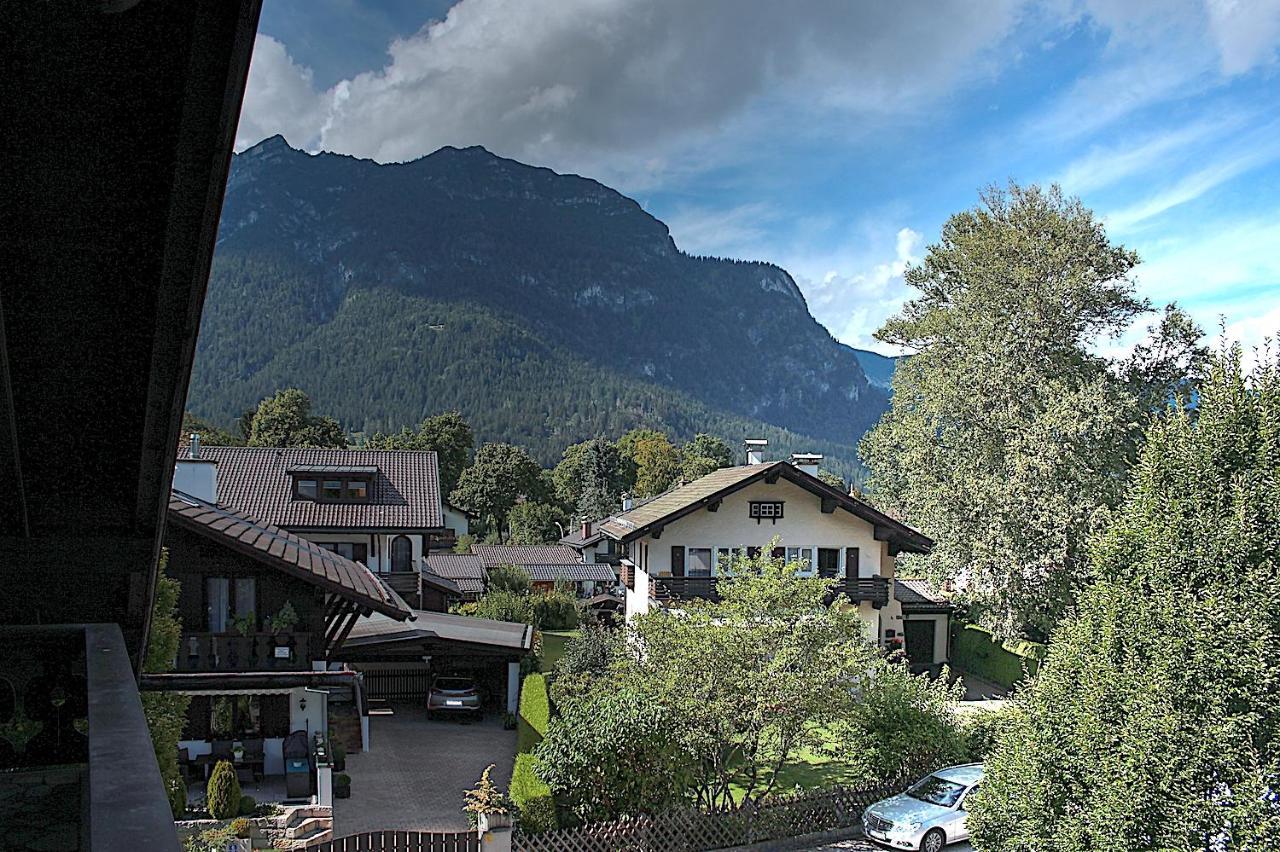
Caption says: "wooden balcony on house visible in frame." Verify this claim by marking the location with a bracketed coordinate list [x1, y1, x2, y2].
[175, 632, 311, 672]
[653, 575, 890, 608]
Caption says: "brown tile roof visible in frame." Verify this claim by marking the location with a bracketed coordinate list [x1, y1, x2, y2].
[523, 564, 617, 583]
[895, 578, 953, 611]
[424, 552, 487, 594]
[197, 446, 444, 531]
[597, 461, 933, 554]
[472, 544, 584, 566]
[168, 491, 412, 620]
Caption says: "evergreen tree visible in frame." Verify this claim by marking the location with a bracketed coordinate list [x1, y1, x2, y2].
[576, 438, 627, 523]
[680, 433, 734, 481]
[968, 346, 1280, 849]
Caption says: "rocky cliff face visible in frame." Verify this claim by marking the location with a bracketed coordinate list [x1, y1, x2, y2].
[192, 136, 888, 470]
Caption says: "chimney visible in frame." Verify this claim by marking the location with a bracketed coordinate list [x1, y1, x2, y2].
[581, 520, 592, 539]
[790, 452, 823, 478]
[745, 439, 768, 465]
[621, 493, 634, 512]
[173, 433, 218, 503]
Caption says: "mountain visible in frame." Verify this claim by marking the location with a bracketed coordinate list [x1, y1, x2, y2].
[851, 349, 899, 391]
[189, 136, 889, 477]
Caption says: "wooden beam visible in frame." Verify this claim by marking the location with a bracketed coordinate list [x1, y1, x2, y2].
[706, 500, 721, 513]
[651, 525, 663, 540]
[327, 607, 362, 659]
[820, 497, 837, 514]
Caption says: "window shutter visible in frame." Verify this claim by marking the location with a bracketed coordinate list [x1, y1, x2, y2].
[671, 546, 685, 577]
[845, 547, 860, 579]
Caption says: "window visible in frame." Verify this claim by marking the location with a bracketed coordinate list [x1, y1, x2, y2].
[748, 501, 784, 522]
[345, 478, 369, 500]
[785, 546, 812, 571]
[319, 542, 369, 564]
[206, 578, 229, 632]
[687, 547, 713, 577]
[715, 547, 744, 574]
[322, 479, 343, 499]
[234, 578, 256, 622]
[294, 475, 370, 501]
[296, 479, 318, 499]
[817, 547, 840, 578]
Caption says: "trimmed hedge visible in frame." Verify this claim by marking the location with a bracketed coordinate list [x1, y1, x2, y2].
[510, 752, 557, 833]
[950, 623, 1045, 689]
[517, 673, 550, 752]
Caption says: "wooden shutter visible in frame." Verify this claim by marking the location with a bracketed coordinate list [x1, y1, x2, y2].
[671, 546, 685, 577]
[845, 547, 860, 579]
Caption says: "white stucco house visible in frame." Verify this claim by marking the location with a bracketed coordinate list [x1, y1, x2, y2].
[596, 444, 942, 662]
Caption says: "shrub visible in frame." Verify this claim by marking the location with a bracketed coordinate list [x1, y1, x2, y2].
[184, 825, 236, 852]
[463, 763, 511, 827]
[530, 591, 579, 631]
[517, 673, 550, 752]
[950, 623, 1044, 689]
[960, 705, 1021, 760]
[205, 760, 242, 820]
[165, 772, 188, 819]
[509, 753, 557, 833]
[487, 564, 532, 595]
[238, 794, 256, 816]
[474, 590, 534, 625]
[229, 817, 252, 838]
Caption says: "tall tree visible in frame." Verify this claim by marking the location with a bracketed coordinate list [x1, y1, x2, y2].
[861, 183, 1204, 640]
[141, 551, 191, 817]
[680, 433, 734, 481]
[576, 438, 627, 523]
[180, 412, 243, 447]
[367, 410, 474, 495]
[625, 431, 680, 498]
[968, 347, 1280, 850]
[507, 501, 568, 545]
[450, 442, 542, 539]
[246, 388, 347, 448]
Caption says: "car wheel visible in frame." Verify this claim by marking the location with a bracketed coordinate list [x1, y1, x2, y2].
[920, 828, 946, 852]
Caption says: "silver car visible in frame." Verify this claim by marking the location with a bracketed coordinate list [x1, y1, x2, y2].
[862, 763, 984, 851]
[426, 675, 482, 719]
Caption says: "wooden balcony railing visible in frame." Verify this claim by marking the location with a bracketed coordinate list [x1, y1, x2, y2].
[175, 632, 310, 672]
[653, 575, 890, 608]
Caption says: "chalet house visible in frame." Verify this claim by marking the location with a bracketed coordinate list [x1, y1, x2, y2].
[894, 578, 954, 670]
[471, 543, 618, 597]
[153, 477, 412, 803]
[422, 552, 488, 610]
[559, 518, 624, 565]
[600, 442, 934, 657]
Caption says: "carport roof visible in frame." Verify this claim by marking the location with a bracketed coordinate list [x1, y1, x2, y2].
[345, 610, 533, 652]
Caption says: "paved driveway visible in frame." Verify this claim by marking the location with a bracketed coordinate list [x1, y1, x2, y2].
[333, 705, 516, 835]
[811, 838, 975, 851]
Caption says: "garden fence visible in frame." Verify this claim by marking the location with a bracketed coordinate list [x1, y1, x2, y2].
[307, 830, 480, 852]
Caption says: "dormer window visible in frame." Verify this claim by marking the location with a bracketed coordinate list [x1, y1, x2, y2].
[288, 465, 377, 502]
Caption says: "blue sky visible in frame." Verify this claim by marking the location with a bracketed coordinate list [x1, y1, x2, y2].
[242, 0, 1280, 356]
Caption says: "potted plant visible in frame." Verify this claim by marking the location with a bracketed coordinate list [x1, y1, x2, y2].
[463, 764, 511, 831]
[333, 773, 351, 799]
[211, 697, 234, 740]
[267, 602, 298, 635]
[230, 611, 256, 637]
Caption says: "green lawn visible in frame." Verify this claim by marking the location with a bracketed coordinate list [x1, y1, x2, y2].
[728, 725, 869, 800]
[538, 629, 579, 672]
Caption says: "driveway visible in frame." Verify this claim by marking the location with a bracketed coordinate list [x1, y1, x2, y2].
[333, 705, 516, 834]
[811, 838, 974, 851]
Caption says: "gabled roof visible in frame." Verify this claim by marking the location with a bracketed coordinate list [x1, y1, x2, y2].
[895, 578, 953, 612]
[197, 446, 445, 531]
[597, 461, 932, 555]
[522, 563, 617, 583]
[346, 610, 533, 652]
[472, 544, 584, 566]
[423, 552, 487, 595]
[168, 491, 412, 620]
[559, 526, 607, 548]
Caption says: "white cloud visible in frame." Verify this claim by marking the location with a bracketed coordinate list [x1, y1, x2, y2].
[664, 203, 777, 258]
[1053, 115, 1241, 195]
[235, 35, 329, 152]
[1205, 0, 1280, 74]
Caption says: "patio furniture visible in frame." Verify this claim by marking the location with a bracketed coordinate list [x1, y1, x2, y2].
[194, 739, 235, 779]
[241, 737, 265, 781]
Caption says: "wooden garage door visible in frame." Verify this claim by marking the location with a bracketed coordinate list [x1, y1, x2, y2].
[903, 619, 936, 667]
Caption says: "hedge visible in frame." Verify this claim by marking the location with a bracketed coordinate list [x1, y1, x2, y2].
[950, 622, 1045, 689]
[517, 673, 550, 752]
[510, 752, 557, 833]
[205, 760, 241, 820]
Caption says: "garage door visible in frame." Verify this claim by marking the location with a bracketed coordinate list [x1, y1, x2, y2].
[903, 619, 936, 667]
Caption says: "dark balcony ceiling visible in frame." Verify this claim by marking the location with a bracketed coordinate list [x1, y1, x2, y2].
[1, 0, 262, 667]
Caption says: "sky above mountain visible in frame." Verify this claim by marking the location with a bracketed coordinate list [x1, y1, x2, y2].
[240, 0, 1280, 357]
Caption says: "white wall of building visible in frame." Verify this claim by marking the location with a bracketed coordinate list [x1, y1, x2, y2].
[443, 505, 471, 539]
[296, 531, 425, 574]
[902, 612, 950, 664]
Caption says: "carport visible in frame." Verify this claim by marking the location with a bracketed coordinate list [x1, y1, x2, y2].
[339, 611, 533, 714]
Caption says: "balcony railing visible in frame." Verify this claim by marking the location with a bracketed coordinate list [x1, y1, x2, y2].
[653, 575, 890, 608]
[176, 632, 310, 672]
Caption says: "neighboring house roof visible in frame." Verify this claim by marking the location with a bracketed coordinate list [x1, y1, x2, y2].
[345, 610, 533, 652]
[198, 446, 445, 531]
[895, 578, 953, 613]
[167, 490, 412, 620]
[597, 461, 933, 554]
[559, 525, 608, 548]
[423, 552, 487, 594]
[472, 544, 583, 566]
[522, 563, 617, 583]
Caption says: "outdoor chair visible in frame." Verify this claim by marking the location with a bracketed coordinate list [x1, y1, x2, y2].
[241, 737, 265, 781]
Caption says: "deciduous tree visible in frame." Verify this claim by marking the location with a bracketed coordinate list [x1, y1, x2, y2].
[507, 501, 568, 545]
[141, 551, 191, 817]
[680, 433, 734, 481]
[367, 410, 474, 495]
[450, 443, 542, 539]
[246, 388, 347, 448]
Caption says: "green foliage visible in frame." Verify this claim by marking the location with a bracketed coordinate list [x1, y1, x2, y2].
[184, 825, 236, 852]
[246, 388, 347, 448]
[823, 662, 967, 781]
[530, 591, 580, 631]
[453, 533, 476, 554]
[473, 590, 534, 625]
[619, 429, 680, 497]
[230, 817, 252, 838]
[367, 410, 474, 495]
[238, 794, 256, 816]
[959, 705, 1021, 761]
[536, 689, 695, 823]
[517, 673, 550, 753]
[509, 753, 557, 833]
[680, 433, 734, 481]
[968, 347, 1280, 850]
[949, 623, 1044, 690]
[206, 760, 242, 820]
[861, 183, 1206, 640]
[575, 438, 628, 522]
[463, 763, 511, 826]
[451, 443, 543, 537]
[488, 564, 533, 595]
[141, 551, 191, 818]
[816, 470, 845, 490]
[181, 411, 243, 446]
[266, 601, 298, 634]
[507, 501, 567, 545]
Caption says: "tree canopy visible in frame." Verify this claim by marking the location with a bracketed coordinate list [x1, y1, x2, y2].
[621, 429, 680, 498]
[574, 438, 628, 523]
[450, 442, 543, 539]
[861, 183, 1205, 640]
[246, 388, 347, 448]
[968, 346, 1280, 850]
[367, 410, 474, 495]
[680, 433, 734, 482]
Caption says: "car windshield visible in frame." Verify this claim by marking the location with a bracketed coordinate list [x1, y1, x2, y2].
[906, 775, 967, 808]
[435, 678, 474, 691]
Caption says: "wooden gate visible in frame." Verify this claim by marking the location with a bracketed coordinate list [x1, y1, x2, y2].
[307, 830, 479, 851]
[360, 666, 431, 701]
